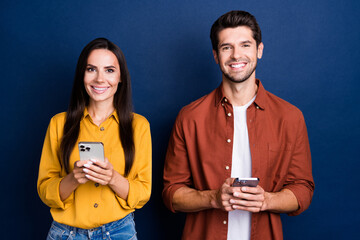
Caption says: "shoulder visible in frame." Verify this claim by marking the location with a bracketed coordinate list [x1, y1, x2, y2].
[132, 113, 150, 129]
[45, 112, 66, 139]
[177, 89, 217, 122]
[264, 90, 304, 121]
[49, 112, 67, 127]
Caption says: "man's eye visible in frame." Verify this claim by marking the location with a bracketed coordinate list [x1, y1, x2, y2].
[243, 44, 250, 47]
[221, 46, 231, 51]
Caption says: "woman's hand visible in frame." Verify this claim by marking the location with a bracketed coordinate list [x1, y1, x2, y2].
[83, 158, 130, 200]
[82, 158, 114, 185]
[59, 160, 90, 201]
[72, 160, 91, 184]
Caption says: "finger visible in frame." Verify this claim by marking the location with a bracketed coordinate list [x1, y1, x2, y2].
[84, 162, 106, 174]
[74, 160, 89, 168]
[73, 172, 89, 184]
[83, 167, 112, 182]
[224, 206, 235, 212]
[89, 158, 109, 168]
[220, 199, 234, 212]
[241, 186, 264, 194]
[233, 191, 265, 202]
[85, 174, 110, 185]
[225, 177, 234, 186]
[230, 198, 263, 207]
[232, 205, 262, 213]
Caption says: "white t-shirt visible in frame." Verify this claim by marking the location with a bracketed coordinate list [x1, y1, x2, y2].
[227, 96, 255, 240]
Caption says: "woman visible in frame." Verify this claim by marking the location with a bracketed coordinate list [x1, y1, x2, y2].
[37, 38, 151, 240]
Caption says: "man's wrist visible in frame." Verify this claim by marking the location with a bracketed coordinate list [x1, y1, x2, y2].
[208, 189, 220, 209]
[261, 191, 272, 211]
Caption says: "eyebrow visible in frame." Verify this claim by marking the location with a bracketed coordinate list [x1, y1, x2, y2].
[86, 64, 117, 69]
[219, 40, 253, 48]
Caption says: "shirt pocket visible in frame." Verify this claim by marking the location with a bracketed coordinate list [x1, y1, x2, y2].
[266, 143, 293, 190]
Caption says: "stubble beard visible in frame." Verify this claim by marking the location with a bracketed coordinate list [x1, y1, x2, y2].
[222, 61, 258, 84]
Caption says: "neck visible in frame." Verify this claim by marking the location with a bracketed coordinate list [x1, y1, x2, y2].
[222, 76, 258, 106]
[87, 100, 115, 126]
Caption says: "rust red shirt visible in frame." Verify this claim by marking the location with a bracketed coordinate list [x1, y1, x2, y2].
[162, 80, 314, 240]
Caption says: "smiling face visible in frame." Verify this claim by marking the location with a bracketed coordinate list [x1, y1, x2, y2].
[213, 26, 263, 84]
[84, 49, 121, 106]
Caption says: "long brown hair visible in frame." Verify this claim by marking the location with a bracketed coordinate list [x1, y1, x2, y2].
[60, 38, 134, 176]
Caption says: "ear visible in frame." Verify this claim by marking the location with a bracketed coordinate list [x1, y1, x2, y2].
[212, 50, 219, 64]
[257, 42, 264, 59]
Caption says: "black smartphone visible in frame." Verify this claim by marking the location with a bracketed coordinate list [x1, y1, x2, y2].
[232, 177, 259, 187]
[78, 142, 104, 161]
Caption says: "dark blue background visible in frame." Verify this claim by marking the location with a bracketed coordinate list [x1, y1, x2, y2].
[1, 0, 359, 239]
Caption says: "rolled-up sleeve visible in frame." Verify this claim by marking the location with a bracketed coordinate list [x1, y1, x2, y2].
[283, 113, 315, 216]
[37, 117, 74, 210]
[162, 113, 193, 213]
[116, 118, 152, 209]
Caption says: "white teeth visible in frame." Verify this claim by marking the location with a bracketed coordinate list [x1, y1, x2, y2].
[93, 87, 108, 91]
[230, 63, 245, 68]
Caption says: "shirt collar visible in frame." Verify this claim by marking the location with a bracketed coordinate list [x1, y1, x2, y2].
[214, 79, 266, 110]
[253, 79, 266, 110]
[215, 82, 227, 106]
[83, 107, 119, 123]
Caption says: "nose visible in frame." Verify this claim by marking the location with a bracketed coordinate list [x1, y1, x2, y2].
[231, 46, 242, 60]
[95, 71, 105, 83]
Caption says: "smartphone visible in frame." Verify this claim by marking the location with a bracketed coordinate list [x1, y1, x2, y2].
[232, 177, 259, 187]
[78, 142, 104, 161]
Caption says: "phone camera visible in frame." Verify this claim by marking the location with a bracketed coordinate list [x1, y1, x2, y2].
[240, 180, 247, 185]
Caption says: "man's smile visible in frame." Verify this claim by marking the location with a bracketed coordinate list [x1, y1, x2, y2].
[229, 62, 246, 69]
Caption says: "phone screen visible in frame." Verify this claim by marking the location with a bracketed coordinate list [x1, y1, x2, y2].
[232, 177, 259, 187]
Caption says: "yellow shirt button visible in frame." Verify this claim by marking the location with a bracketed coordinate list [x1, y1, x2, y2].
[94, 203, 98, 208]
[100, 127, 105, 131]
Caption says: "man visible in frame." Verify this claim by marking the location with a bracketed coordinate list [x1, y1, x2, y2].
[162, 10, 314, 240]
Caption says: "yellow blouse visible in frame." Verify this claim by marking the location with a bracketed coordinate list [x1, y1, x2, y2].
[37, 109, 152, 229]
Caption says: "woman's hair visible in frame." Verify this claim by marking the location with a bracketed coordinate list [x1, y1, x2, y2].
[60, 38, 134, 176]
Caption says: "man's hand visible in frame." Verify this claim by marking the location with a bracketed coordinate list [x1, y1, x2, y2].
[172, 178, 299, 214]
[211, 178, 237, 211]
[229, 185, 266, 212]
[228, 185, 299, 213]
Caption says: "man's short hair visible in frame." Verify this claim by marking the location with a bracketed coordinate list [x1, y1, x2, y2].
[210, 10, 262, 52]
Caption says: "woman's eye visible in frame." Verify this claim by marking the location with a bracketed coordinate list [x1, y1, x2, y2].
[106, 69, 114, 73]
[87, 67, 95, 72]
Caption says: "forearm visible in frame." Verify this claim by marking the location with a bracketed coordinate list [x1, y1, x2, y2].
[59, 173, 80, 201]
[108, 170, 130, 200]
[172, 186, 218, 212]
[262, 188, 299, 213]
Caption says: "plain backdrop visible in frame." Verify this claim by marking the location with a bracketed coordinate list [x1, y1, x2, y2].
[1, 0, 359, 239]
